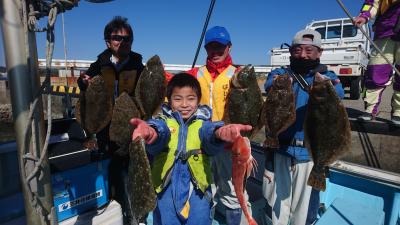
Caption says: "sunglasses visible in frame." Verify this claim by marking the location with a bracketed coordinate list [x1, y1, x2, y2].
[110, 35, 132, 42]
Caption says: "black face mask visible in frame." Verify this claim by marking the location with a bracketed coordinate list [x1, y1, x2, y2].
[290, 57, 320, 75]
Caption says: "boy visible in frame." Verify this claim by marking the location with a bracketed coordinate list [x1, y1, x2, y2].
[130, 73, 252, 225]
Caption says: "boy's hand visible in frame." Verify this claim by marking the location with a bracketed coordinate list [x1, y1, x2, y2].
[130, 118, 158, 144]
[215, 124, 252, 143]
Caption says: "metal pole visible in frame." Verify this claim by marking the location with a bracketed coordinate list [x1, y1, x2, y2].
[0, 0, 54, 224]
[336, 0, 400, 75]
[61, 12, 72, 118]
[191, 0, 216, 68]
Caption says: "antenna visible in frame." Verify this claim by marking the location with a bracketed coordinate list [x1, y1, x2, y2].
[61, 12, 73, 117]
[192, 0, 216, 68]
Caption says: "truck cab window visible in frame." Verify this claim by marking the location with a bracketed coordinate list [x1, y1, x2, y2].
[342, 25, 357, 38]
[327, 26, 341, 39]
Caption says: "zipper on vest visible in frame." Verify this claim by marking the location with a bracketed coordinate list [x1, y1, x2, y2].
[187, 163, 200, 190]
[209, 82, 213, 108]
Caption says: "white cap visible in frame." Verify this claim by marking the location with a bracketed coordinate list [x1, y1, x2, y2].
[292, 29, 322, 48]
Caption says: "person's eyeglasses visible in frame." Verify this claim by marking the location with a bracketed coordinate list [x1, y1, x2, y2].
[110, 35, 132, 42]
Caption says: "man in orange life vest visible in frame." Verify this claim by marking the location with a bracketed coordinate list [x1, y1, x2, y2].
[186, 26, 252, 225]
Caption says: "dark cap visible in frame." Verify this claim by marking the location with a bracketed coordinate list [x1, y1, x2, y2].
[204, 26, 231, 46]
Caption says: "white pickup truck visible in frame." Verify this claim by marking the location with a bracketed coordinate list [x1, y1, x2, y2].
[270, 18, 370, 99]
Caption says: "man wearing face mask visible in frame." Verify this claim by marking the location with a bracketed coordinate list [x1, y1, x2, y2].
[262, 29, 344, 225]
[77, 16, 144, 225]
[186, 26, 252, 225]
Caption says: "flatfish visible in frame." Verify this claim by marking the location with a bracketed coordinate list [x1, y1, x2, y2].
[127, 137, 156, 222]
[304, 74, 351, 191]
[75, 76, 112, 134]
[264, 74, 296, 148]
[223, 65, 264, 137]
[109, 92, 142, 147]
[135, 55, 166, 120]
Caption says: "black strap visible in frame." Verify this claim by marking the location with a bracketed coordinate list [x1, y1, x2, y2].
[279, 139, 305, 148]
[285, 65, 328, 92]
[285, 68, 311, 92]
[175, 149, 203, 161]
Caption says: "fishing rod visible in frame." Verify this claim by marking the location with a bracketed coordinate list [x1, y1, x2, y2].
[192, 0, 216, 68]
[336, 0, 400, 76]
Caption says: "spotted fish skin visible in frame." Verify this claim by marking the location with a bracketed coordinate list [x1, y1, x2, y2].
[304, 76, 351, 191]
[75, 76, 112, 134]
[135, 55, 166, 120]
[109, 92, 142, 147]
[264, 74, 296, 149]
[127, 137, 156, 222]
[223, 65, 264, 137]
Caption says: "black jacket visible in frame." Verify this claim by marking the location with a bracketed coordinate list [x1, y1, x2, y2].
[77, 49, 144, 91]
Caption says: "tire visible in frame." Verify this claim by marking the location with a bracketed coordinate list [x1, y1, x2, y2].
[350, 77, 361, 100]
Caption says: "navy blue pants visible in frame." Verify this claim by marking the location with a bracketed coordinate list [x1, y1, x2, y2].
[153, 183, 213, 225]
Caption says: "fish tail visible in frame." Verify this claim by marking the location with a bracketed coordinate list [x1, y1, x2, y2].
[264, 136, 279, 149]
[248, 217, 258, 225]
[307, 167, 327, 191]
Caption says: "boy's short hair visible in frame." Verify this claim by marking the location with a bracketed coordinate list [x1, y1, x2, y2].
[166, 73, 202, 102]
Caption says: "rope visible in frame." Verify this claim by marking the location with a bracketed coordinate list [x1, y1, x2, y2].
[336, 0, 400, 76]
[18, 0, 78, 223]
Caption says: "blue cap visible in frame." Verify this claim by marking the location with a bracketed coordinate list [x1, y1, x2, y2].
[204, 26, 231, 46]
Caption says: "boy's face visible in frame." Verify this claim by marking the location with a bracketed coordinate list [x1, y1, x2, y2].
[170, 86, 199, 120]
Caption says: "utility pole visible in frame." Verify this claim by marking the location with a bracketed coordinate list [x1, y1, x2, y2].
[0, 0, 54, 224]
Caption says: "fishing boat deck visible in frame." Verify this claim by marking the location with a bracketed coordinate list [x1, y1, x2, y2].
[1, 119, 400, 225]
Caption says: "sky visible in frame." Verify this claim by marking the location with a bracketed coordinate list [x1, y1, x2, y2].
[0, 0, 363, 67]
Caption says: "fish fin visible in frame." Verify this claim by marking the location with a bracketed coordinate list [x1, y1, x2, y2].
[246, 157, 258, 178]
[307, 167, 327, 191]
[252, 157, 258, 176]
[248, 218, 258, 225]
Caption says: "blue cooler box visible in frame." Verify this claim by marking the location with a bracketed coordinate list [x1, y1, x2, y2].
[47, 119, 112, 222]
[51, 155, 110, 222]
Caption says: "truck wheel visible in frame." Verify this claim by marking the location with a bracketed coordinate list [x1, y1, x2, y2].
[350, 77, 361, 100]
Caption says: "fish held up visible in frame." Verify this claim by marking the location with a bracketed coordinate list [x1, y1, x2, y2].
[109, 92, 142, 148]
[75, 75, 112, 134]
[127, 136, 157, 222]
[231, 136, 258, 225]
[135, 55, 167, 120]
[223, 65, 264, 138]
[263, 74, 296, 149]
[304, 73, 351, 191]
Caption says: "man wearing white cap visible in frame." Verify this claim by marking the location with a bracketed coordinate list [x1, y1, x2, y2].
[262, 29, 345, 225]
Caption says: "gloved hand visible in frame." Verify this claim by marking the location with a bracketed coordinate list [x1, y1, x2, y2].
[215, 124, 252, 143]
[315, 72, 340, 85]
[83, 137, 98, 151]
[130, 118, 158, 144]
[353, 16, 367, 27]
